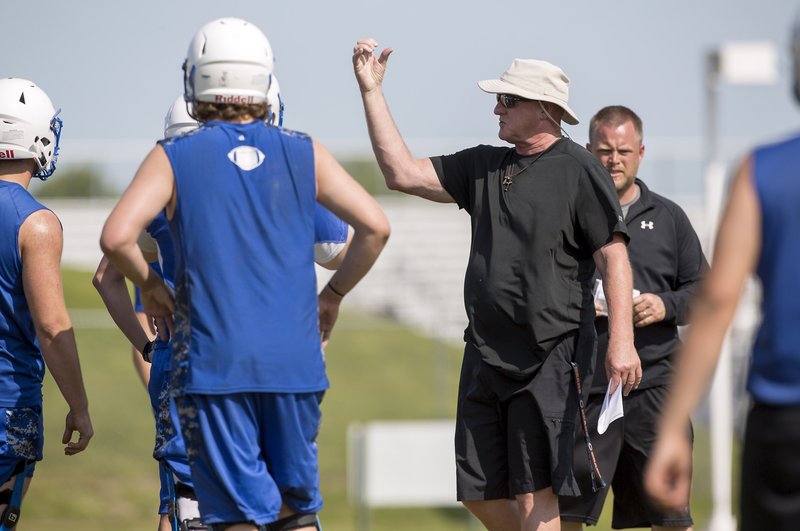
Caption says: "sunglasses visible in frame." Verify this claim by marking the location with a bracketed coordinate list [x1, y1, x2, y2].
[496, 93, 533, 108]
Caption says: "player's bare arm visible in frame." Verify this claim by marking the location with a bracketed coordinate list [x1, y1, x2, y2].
[101, 145, 176, 337]
[646, 155, 760, 511]
[20, 209, 93, 455]
[93, 256, 155, 358]
[314, 139, 390, 344]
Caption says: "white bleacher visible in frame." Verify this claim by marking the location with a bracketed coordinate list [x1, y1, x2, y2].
[53, 196, 474, 343]
[50, 194, 723, 346]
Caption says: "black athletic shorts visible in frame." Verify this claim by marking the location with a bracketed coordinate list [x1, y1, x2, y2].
[741, 401, 800, 531]
[454, 346, 554, 501]
[559, 384, 693, 528]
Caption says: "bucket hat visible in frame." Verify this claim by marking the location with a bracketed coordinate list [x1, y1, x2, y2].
[478, 59, 579, 125]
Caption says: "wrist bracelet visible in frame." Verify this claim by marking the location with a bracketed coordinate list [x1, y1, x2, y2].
[326, 283, 346, 298]
[141, 340, 155, 363]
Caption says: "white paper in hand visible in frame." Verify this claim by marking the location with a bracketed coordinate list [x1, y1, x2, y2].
[597, 380, 624, 434]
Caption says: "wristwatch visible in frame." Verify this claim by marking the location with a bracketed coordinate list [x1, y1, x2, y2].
[141, 340, 156, 363]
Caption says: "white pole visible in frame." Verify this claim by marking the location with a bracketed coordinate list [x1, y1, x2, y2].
[704, 51, 737, 531]
[708, 337, 737, 531]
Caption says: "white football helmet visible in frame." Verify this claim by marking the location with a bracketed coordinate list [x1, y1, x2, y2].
[0, 78, 62, 180]
[266, 76, 285, 126]
[164, 96, 199, 138]
[183, 17, 274, 105]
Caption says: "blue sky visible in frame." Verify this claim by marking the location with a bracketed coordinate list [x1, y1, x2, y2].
[6, 0, 800, 192]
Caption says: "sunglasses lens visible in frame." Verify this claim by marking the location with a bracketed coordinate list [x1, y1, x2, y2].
[497, 94, 517, 108]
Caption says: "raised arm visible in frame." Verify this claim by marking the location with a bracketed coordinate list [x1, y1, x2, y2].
[20, 210, 93, 455]
[646, 155, 760, 511]
[353, 38, 453, 203]
[594, 233, 641, 396]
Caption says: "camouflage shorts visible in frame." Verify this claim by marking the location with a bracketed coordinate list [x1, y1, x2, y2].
[0, 405, 43, 484]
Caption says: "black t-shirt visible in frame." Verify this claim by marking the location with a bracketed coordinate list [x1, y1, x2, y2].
[431, 138, 627, 378]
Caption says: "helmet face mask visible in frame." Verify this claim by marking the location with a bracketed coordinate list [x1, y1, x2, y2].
[266, 76, 284, 127]
[0, 78, 62, 180]
[183, 18, 275, 105]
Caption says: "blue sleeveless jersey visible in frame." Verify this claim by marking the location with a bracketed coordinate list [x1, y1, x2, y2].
[134, 214, 172, 313]
[315, 204, 348, 244]
[748, 133, 800, 405]
[160, 121, 326, 394]
[146, 213, 175, 289]
[0, 182, 48, 407]
[134, 208, 341, 307]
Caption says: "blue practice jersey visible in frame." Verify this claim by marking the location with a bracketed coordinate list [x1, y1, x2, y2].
[314, 204, 348, 264]
[160, 121, 326, 395]
[748, 133, 800, 405]
[0, 182, 48, 407]
[135, 207, 343, 310]
[146, 213, 176, 289]
[314, 205, 348, 244]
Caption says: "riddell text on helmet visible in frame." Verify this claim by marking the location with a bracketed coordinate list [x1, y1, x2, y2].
[0, 150, 16, 159]
[214, 95, 255, 104]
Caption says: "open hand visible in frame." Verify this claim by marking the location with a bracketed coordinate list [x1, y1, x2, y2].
[353, 38, 393, 94]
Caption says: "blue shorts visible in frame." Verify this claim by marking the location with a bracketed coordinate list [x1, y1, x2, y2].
[176, 392, 324, 526]
[0, 405, 43, 484]
[148, 342, 193, 514]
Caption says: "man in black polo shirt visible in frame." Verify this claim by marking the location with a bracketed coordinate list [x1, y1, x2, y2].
[353, 40, 640, 530]
[560, 106, 706, 531]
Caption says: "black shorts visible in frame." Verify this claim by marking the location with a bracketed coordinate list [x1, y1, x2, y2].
[454, 347, 554, 501]
[741, 401, 800, 531]
[559, 384, 693, 528]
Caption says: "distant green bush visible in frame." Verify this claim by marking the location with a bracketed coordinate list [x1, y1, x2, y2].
[30, 165, 117, 198]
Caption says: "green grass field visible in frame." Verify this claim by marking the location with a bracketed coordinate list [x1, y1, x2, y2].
[20, 269, 733, 530]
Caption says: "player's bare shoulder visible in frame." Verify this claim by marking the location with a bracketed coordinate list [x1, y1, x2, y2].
[19, 208, 62, 250]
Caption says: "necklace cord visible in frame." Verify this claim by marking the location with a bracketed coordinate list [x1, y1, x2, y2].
[502, 146, 549, 192]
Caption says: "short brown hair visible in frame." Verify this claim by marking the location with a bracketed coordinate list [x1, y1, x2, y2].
[589, 105, 643, 144]
[193, 102, 269, 123]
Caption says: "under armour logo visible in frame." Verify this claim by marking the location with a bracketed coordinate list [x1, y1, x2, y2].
[641, 221, 654, 230]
